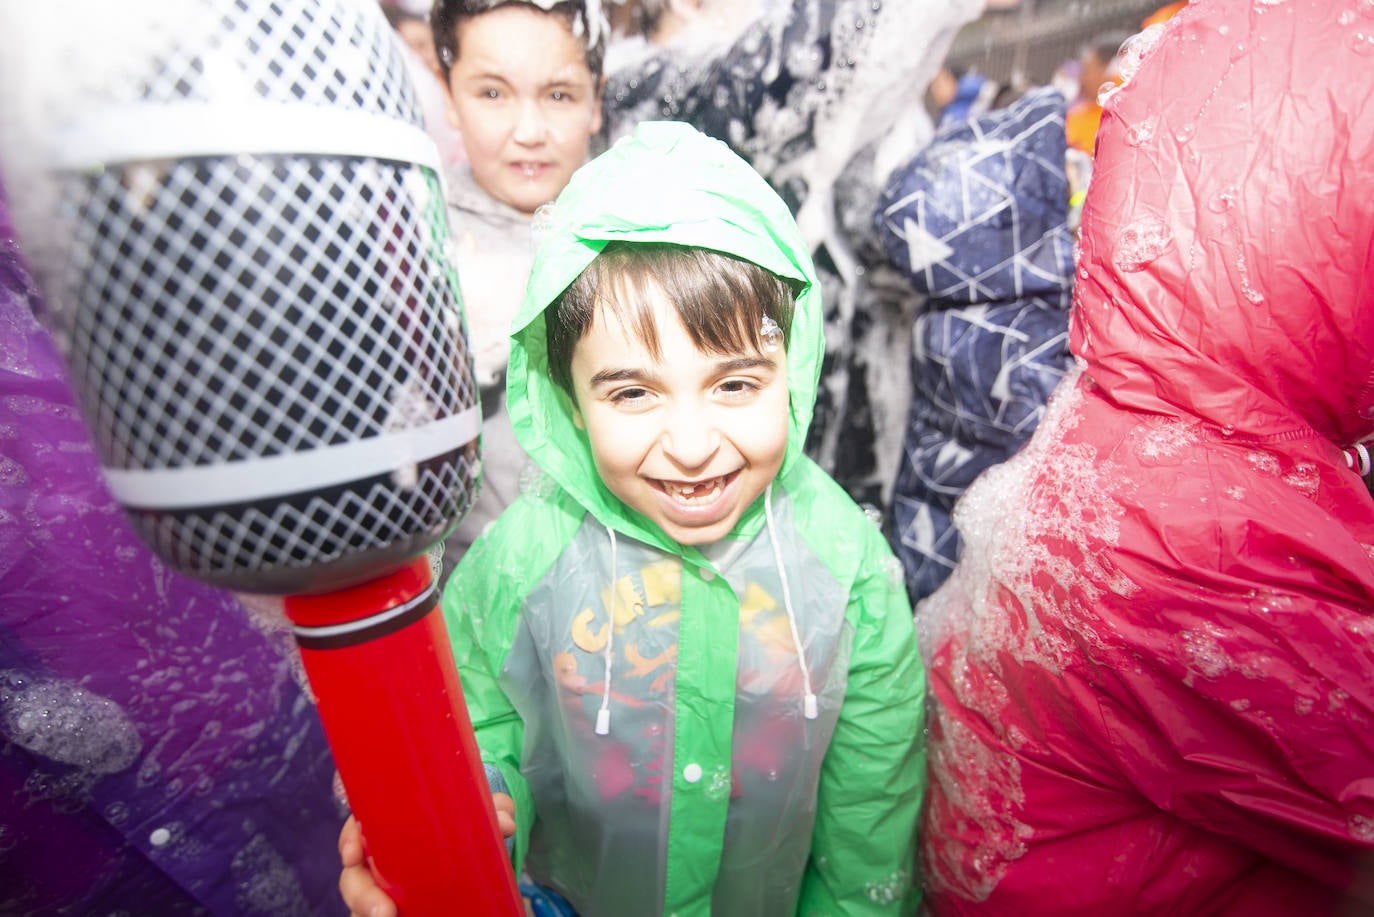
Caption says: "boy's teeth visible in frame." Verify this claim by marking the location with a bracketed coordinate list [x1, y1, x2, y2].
[663, 477, 724, 503]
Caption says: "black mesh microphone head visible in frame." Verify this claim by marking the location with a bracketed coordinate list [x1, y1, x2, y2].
[0, 0, 480, 594]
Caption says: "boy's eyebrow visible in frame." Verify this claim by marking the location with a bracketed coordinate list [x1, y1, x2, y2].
[587, 356, 778, 389]
[464, 68, 513, 85]
[539, 75, 593, 94]
[588, 367, 657, 388]
[715, 356, 778, 374]
[462, 71, 590, 94]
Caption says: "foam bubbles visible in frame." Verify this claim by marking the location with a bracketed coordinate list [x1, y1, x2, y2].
[231, 833, 313, 916]
[1113, 215, 1172, 273]
[0, 455, 27, 486]
[1133, 418, 1199, 465]
[1116, 24, 1167, 83]
[0, 670, 142, 774]
[1208, 186, 1239, 213]
[1281, 462, 1320, 498]
[1246, 451, 1281, 476]
[1178, 627, 1230, 680]
[518, 461, 559, 500]
[923, 714, 1031, 901]
[704, 765, 732, 801]
[1124, 113, 1159, 147]
[863, 869, 910, 905]
[1234, 248, 1265, 304]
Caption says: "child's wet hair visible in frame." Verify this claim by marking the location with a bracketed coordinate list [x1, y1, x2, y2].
[546, 242, 798, 395]
[430, 0, 606, 79]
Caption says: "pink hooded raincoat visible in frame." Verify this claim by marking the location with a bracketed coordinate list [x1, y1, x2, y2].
[920, 0, 1374, 913]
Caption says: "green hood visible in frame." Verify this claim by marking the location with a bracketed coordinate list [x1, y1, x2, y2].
[506, 121, 823, 555]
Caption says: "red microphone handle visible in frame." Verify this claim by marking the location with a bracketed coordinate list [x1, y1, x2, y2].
[284, 557, 523, 915]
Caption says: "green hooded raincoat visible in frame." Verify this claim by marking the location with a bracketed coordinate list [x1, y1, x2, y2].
[442, 122, 926, 917]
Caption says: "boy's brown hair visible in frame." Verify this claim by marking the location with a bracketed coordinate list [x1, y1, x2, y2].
[430, 0, 607, 80]
[546, 242, 797, 395]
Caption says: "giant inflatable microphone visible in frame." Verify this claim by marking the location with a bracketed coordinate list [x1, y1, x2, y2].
[0, 1, 522, 912]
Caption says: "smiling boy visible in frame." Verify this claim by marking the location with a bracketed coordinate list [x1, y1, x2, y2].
[341, 121, 925, 916]
[551, 244, 793, 545]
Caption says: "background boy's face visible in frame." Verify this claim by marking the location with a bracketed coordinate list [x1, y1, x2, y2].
[569, 284, 790, 545]
[445, 6, 602, 215]
[396, 18, 440, 77]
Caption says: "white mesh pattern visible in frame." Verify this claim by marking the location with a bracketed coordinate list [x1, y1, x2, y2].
[135, 0, 421, 124]
[48, 152, 480, 586]
[12, 0, 483, 589]
[63, 156, 474, 469]
[148, 453, 478, 580]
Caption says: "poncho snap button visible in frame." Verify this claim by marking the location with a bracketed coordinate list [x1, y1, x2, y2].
[682, 763, 703, 783]
[699, 568, 716, 581]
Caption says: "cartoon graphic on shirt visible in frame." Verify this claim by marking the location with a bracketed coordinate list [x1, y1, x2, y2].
[551, 557, 817, 808]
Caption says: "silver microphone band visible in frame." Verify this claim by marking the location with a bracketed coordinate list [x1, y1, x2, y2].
[291, 576, 441, 650]
[52, 103, 442, 172]
[104, 405, 480, 510]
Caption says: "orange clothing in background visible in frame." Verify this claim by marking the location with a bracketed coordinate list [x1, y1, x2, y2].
[1065, 98, 1104, 155]
[1142, 1, 1187, 28]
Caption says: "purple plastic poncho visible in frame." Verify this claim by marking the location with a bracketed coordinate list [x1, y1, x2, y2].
[0, 189, 347, 915]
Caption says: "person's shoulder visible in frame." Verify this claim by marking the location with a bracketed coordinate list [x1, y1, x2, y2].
[452, 481, 585, 590]
[783, 455, 862, 503]
[781, 458, 891, 551]
[782, 464, 911, 627]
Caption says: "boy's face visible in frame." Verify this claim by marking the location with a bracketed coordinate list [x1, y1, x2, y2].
[569, 283, 790, 546]
[445, 5, 603, 216]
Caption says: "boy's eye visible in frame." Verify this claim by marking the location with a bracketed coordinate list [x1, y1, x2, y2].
[550, 90, 570, 102]
[718, 379, 760, 398]
[609, 386, 651, 405]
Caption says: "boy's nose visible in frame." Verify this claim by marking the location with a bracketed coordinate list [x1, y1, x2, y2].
[511, 101, 548, 144]
[659, 407, 720, 470]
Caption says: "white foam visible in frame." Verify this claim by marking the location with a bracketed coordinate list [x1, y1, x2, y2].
[0, 671, 142, 774]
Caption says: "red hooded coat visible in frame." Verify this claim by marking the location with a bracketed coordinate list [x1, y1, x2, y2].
[921, 1, 1374, 913]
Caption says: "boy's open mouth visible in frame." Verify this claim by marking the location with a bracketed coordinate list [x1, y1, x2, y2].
[654, 471, 740, 506]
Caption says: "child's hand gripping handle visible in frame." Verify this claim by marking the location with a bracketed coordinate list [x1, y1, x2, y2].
[286, 556, 523, 915]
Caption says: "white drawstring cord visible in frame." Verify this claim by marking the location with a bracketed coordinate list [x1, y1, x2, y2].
[1345, 441, 1372, 477]
[596, 528, 617, 736]
[764, 484, 818, 720]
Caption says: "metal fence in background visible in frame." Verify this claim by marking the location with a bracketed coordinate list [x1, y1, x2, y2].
[948, 0, 1168, 90]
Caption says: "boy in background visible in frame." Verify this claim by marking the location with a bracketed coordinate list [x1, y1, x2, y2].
[340, 122, 926, 917]
[430, 0, 605, 577]
[1064, 31, 1128, 156]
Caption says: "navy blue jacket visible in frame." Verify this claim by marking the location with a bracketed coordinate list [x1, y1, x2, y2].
[877, 87, 1076, 602]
